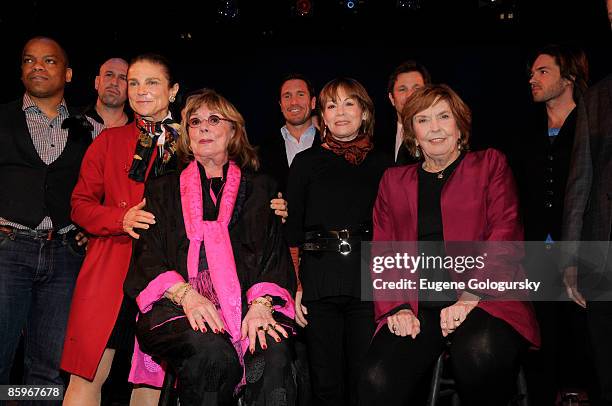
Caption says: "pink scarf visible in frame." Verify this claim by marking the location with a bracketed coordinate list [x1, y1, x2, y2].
[180, 160, 248, 385]
[130, 160, 296, 388]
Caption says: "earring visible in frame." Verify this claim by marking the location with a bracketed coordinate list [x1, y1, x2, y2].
[169, 96, 176, 102]
[360, 119, 367, 136]
[414, 145, 421, 158]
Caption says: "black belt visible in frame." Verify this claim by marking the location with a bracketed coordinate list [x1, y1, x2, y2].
[0, 225, 76, 241]
[303, 228, 371, 255]
[303, 239, 356, 255]
[304, 228, 371, 241]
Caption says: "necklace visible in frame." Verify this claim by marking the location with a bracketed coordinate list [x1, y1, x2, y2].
[423, 162, 446, 179]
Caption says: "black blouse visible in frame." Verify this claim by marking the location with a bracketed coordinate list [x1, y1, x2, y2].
[286, 146, 390, 301]
[417, 154, 464, 307]
[198, 161, 228, 221]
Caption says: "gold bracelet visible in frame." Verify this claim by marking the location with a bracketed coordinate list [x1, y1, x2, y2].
[176, 284, 193, 306]
[169, 283, 183, 305]
[170, 283, 190, 306]
[249, 296, 273, 313]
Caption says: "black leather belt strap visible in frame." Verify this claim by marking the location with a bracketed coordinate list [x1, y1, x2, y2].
[303, 239, 354, 255]
[304, 228, 371, 241]
[0, 225, 75, 241]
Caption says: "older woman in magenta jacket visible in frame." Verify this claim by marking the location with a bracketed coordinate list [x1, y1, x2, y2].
[359, 84, 539, 406]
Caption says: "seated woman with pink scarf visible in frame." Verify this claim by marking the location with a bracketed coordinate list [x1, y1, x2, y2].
[123, 89, 297, 406]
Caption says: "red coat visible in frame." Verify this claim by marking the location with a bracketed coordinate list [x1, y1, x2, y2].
[372, 149, 540, 347]
[61, 123, 151, 379]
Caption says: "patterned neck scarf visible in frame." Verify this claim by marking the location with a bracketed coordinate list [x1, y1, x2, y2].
[324, 133, 373, 165]
[128, 114, 181, 182]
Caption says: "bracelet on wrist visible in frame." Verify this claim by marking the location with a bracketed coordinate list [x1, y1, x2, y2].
[249, 296, 274, 313]
[170, 283, 191, 306]
[176, 284, 192, 306]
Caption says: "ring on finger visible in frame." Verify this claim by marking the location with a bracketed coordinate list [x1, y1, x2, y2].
[453, 317, 460, 321]
[257, 325, 268, 331]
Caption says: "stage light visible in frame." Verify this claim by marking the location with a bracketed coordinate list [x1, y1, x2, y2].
[295, 0, 313, 17]
[478, 0, 517, 23]
[340, 0, 365, 12]
[217, 0, 240, 20]
[396, 0, 422, 11]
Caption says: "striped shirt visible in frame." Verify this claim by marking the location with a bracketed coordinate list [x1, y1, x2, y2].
[86, 116, 106, 139]
[0, 93, 75, 232]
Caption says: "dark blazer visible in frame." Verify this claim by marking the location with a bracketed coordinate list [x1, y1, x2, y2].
[375, 123, 414, 166]
[257, 128, 321, 194]
[508, 105, 577, 242]
[372, 149, 540, 347]
[562, 75, 612, 288]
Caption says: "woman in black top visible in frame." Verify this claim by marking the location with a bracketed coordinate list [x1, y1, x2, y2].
[286, 78, 389, 406]
[124, 89, 297, 406]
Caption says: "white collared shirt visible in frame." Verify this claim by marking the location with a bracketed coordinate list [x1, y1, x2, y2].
[394, 121, 404, 161]
[281, 124, 316, 166]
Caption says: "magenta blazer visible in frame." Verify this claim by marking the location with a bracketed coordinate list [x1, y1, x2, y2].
[372, 148, 540, 347]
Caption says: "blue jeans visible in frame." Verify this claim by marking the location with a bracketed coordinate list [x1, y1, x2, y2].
[0, 232, 83, 392]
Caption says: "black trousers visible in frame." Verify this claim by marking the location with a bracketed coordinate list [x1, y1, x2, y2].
[293, 328, 313, 406]
[136, 299, 296, 406]
[523, 244, 594, 405]
[358, 307, 527, 406]
[587, 300, 612, 406]
[523, 301, 593, 406]
[302, 295, 375, 406]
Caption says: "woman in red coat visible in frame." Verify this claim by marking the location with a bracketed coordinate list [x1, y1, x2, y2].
[61, 53, 181, 405]
[358, 84, 539, 406]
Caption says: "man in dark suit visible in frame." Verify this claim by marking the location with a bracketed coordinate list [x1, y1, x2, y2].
[258, 73, 320, 406]
[0, 37, 92, 392]
[259, 73, 320, 195]
[508, 44, 590, 405]
[381, 60, 431, 165]
[562, 70, 612, 406]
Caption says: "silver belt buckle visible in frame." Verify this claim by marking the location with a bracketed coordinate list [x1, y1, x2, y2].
[338, 229, 351, 255]
[338, 240, 351, 255]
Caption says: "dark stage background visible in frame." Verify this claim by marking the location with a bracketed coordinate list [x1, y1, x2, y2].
[1, 0, 611, 150]
[2, 1, 610, 403]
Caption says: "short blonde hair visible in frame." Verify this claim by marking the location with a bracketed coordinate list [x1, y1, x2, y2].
[401, 84, 471, 158]
[177, 89, 259, 171]
[318, 77, 375, 141]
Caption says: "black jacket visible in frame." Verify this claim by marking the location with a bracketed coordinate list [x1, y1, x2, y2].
[509, 105, 577, 242]
[257, 129, 321, 194]
[124, 168, 297, 319]
[562, 75, 612, 286]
